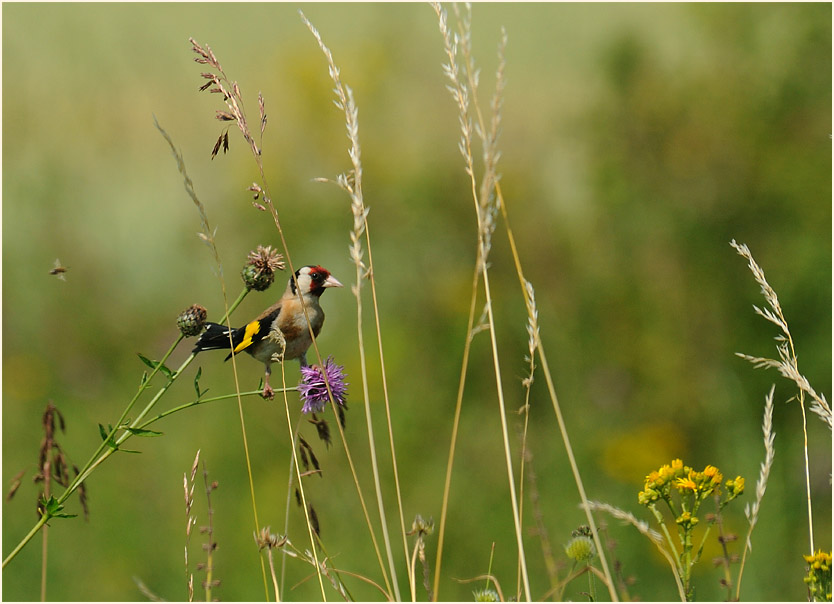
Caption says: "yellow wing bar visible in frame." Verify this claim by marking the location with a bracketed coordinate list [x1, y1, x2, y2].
[233, 320, 261, 353]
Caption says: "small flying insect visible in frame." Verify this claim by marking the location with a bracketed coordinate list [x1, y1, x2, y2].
[49, 259, 69, 281]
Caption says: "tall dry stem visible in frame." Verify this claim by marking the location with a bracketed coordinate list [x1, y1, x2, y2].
[731, 239, 829, 556]
[735, 385, 776, 599]
[431, 4, 530, 600]
[300, 13, 405, 600]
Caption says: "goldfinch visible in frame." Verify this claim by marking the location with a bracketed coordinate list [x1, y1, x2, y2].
[193, 265, 343, 399]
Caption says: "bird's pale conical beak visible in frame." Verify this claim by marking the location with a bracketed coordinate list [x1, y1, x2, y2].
[324, 275, 343, 288]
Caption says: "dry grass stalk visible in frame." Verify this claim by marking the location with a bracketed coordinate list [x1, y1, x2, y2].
[184, 450, 200, 602]
[199, 460, 221, 601]
[521, 442, 561, 593]
[153, 117, 222, 271]
[731, 239, 831, 429]
[133, 577, 165, 602]
[431, 4, 620, 599]
[735, 385, 776, 599]
[255, 526, 287, 600]
[190, 35, 382, 599]
[517, 280, 539, 596]
[585, 501, 685, 600]
[431, 4, 532, 599]
[300, 10, 404, 601]
[731, 239, 828, 557]
[190, 37, 259, 159]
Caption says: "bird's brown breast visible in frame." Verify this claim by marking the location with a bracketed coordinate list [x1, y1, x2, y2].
[248, 296, 324, 364]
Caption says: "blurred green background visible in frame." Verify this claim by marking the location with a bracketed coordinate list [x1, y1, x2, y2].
[3, 3, 831, 601]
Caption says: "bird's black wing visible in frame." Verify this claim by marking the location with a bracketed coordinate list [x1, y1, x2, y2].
[192, 306, 282, 360]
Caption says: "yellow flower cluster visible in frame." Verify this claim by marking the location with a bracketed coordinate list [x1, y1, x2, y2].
[804, 550, 832, 601]
[805, 550, 832, 568]
[638, 459, 744, 507]
[676, 510, 698, 528]
[725, 476, 745, 500]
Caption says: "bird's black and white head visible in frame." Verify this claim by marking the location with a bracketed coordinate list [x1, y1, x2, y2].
[290, 265, 343, 297]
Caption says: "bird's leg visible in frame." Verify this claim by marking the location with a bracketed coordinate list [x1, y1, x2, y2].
[261, 363, 275, 399]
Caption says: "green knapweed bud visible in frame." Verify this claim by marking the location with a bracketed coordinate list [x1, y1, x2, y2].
[473, 588, 500, 602]
[177, 304, 207, 337]
[565, 535, 596, 562]
[241, 245, 285, 291]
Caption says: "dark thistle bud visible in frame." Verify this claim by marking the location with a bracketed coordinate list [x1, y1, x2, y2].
[241, 245, 285, 291]
[177, 304, 207, 337]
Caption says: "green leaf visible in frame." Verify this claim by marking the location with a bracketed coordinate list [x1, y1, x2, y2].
[137, 353, 156, 371]
[98, 423, 116, 446]
[98, 423, 142, 452]
[40, 496, 77, 520]
[125, 427, 163, 437]
[137, 353, 174, 380]
[194, 366, 203, 399]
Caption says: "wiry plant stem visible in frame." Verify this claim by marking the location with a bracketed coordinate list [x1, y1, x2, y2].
[731, 239, 828, 558]
[431, 4, 531, 600]
[735, 385, 776, 599]
[1, 273, 253, 570]
[516, 279, 538, 597]
[157, 109, 271, 598]
[190, 36, 343, 596]
[40, 435, 52, 602]
[522, 443, 561, 595]
[300, 11, 406, 601]
[587, 501, 684, 600]
[184, 450, 200, 602]
[200, 461, 219, 601]
[434, 256, 481, 601]
[278, 414, 311, 599]
[277, 359, 327, 600]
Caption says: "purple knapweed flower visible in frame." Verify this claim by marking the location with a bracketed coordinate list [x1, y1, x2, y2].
[298, 357, 348, 414]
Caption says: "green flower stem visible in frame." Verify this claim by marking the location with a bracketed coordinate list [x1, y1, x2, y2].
[124, 349, 201, 443]
[218, 287, 251, 323]
[681, 533, 693, 599]
[649, 504, 685, 588]
[3, 288, 252, 568]
[587, 565, 596, 602]
[663, 497, 681, 519]
[2, 512, 49, 569]
[74, 334, 186, 489]
[71, 287, 250, 493]
[83, 287, 249, 480]
[692, 525, 713, 567]
[135, 388, 294, 430]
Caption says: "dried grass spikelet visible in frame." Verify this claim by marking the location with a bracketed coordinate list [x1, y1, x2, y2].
[190, 36, 260, 158]
[731, 239, 832, 429]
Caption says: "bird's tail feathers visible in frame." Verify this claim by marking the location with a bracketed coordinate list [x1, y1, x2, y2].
[192, 322, 240, 355]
